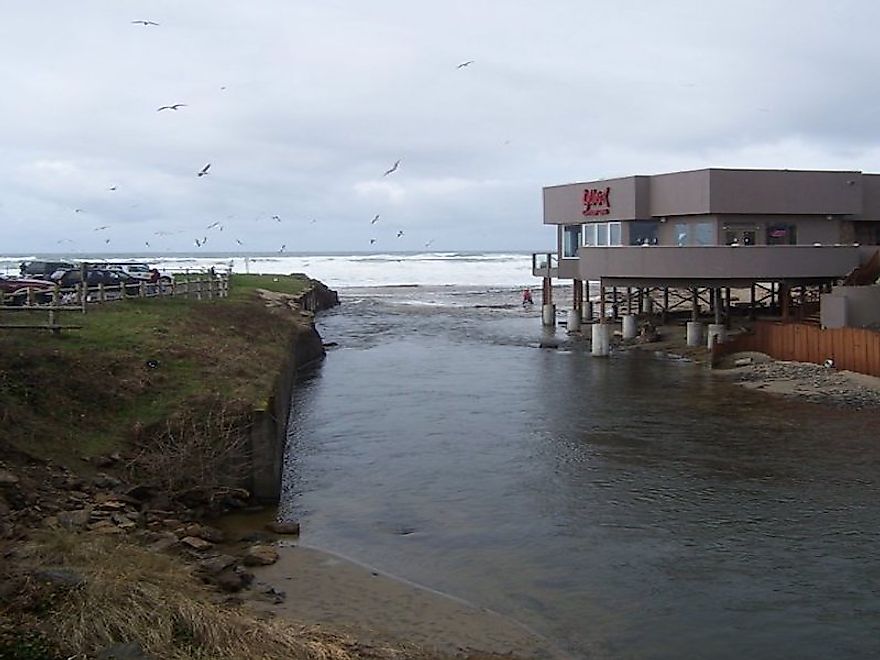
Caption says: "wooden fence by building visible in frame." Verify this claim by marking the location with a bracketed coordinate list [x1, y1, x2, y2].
[713, 321, 880, 377]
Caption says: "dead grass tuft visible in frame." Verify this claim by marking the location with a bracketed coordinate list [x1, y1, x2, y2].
[18, 531, 438, 659]
[125, 394, 254, 501]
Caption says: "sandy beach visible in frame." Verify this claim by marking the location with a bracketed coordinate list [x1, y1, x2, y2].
[247, 543, 565, 659]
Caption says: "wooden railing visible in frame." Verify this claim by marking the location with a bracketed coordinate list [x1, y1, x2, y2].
[712, 320, 880, 377]
[0, 272, 230, 313]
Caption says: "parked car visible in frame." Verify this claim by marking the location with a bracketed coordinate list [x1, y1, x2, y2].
[52, 268, 142, 297]
[0, 275, 55, 305]
[20, 259, 76, 279]
[105, 263, 173, 284]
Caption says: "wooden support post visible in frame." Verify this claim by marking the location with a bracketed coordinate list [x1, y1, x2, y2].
[691, 288, 699, 321]
[27, 287, 35, 307]
[612, 287, 619, 320]
[780, 283, 790, 321]
[98, 283, 105, 303]
[139, 281, 147, 298]
[749, 284, 756, 321]
[599, 280, 606, 322]
[625, 287, 632, 315]
[638, 288, 645, 315]
[662, 287, 669, 324]
[52, 286, 60, 308]
[724, 287, 731, 327]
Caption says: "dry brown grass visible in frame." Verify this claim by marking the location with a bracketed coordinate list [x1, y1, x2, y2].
[17, 531, 441, 660]
[125, 394, 254, 501]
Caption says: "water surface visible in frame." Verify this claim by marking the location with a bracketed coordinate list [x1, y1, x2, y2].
[281, 285, 880, 659]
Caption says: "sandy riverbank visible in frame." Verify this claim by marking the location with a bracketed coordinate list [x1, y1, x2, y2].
[612, 322, 880, 408]
[247, 543, 564, 659]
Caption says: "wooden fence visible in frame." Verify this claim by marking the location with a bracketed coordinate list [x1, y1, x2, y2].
[0, 272, 230, 333]
[712, 321, 880, 377]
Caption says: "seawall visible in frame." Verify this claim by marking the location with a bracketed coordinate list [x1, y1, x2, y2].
[249, 280, 339, 501]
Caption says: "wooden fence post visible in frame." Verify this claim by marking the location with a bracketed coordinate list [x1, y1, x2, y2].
[139, 281, 147, 298]
[98, 282, 105, 303]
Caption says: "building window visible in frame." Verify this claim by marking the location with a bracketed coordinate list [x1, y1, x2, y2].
[562, 225, 581, 258]
[674, 221, 716, 246]
[724, 224, 757, 245]
[767, 224, 797, 245]
[582, 222, 623, 247]
[609, 222, 622, 246]
[629, 220, 659, 245]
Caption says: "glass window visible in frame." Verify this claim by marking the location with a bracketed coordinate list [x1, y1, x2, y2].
[629, 220, 659, 245]
[609, 222, 622, 246]
[674, 223, 689, 247]
[596, 223, 609, 246]
[767, 224, 797, 245]
[582, 224, 595, 246]
[562, 225, 581, 258]
[693, 222, 715, 246]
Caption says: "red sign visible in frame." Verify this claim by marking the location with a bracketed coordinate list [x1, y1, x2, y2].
[583, 187, 611, 216]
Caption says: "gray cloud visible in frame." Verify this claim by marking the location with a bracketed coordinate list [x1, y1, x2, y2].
[3, 0, 880, 253]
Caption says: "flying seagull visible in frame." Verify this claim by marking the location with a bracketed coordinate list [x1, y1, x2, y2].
[396, 230, 404, 238]
[104, 238, 111, 244]
[93, 225, 108, 231]
[206, 221, 221, 229]
[145, 241, 151, 248]
[371, 214, 380, 224]
[131, 20, 159, 26]
[383, 159, 401, 176]
[424, 239, 434, 248]
[74, 208, 83, 213]
[236, 239, 243, 245]
[278, 244, 286, 254]
[456, 60, 474, 69]
[157, 103, 187, 111]
[197, 163, 211, 177]
[272, 215, 281, 223]
[108, 185, 117, 191]
[370, 238, 377, 245]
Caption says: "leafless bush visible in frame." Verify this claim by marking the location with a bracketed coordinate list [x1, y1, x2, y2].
[127, 396, 253, 501]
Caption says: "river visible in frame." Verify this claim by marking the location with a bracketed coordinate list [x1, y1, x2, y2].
[279, 284, 880, 659]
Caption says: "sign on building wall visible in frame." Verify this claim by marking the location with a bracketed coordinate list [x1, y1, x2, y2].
[583, 187, 611, 216]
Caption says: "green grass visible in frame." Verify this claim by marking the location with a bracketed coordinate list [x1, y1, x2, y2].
[229, 273, 312, 299]
[0, 276, 317, 465]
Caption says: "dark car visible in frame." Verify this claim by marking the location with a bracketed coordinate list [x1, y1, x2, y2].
[52, 268, 142, 298]
[0, 275, 55, 305]
[20, 260, 76, 279]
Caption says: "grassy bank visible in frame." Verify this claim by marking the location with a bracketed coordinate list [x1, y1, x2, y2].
[0, 273, 315, 463]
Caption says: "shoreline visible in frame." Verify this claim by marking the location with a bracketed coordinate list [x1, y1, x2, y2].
[245, 542, 566, 659]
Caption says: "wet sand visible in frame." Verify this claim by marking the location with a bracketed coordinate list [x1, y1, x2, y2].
[249, 543, 565, 659]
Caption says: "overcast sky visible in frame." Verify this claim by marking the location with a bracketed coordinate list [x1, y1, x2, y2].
[3, 0, 880, 253]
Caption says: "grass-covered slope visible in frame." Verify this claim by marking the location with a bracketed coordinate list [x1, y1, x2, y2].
[0, 273, 315, 463]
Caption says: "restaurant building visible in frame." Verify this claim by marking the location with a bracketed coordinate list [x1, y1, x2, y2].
[533, 168, 880, 349]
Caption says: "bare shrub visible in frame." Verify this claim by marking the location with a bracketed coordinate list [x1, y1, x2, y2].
[126, 395, 254, 501]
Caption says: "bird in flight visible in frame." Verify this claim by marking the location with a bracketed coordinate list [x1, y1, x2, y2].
[310, 218, 317, 224]
[235, 239, 243, 245]
[108, 185, 117, 191]
[74, 208, 83, 213]
[272, 215, 281, 223]
[456, 60, 474, 69]
[206, 221, 221, 230]
[195, 237, 207, 247]
[197, 163, 211, 177]
[396, 230, 404, 238]
[371, 214, 380, 224]
[370, 238, 377, 245]
[157, 103, 187, 112]
[104, 238, 111, 244]
[278, 244, 286, 253]
[131, 20, 159, 26]
[93, 225, 108, 231]
[383, 159, 401, 176]
[145, 241, 151, 248]
[424, 239, 434, 248]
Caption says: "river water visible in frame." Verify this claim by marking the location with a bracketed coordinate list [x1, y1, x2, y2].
[280, 285, 880, 660]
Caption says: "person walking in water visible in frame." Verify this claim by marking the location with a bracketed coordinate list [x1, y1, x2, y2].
[522, 288, 534, 306]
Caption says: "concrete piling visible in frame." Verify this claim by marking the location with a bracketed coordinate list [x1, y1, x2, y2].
[686, 321, 703, 347]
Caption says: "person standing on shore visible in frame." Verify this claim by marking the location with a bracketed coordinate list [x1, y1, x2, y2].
[522, 288, 534, 306]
